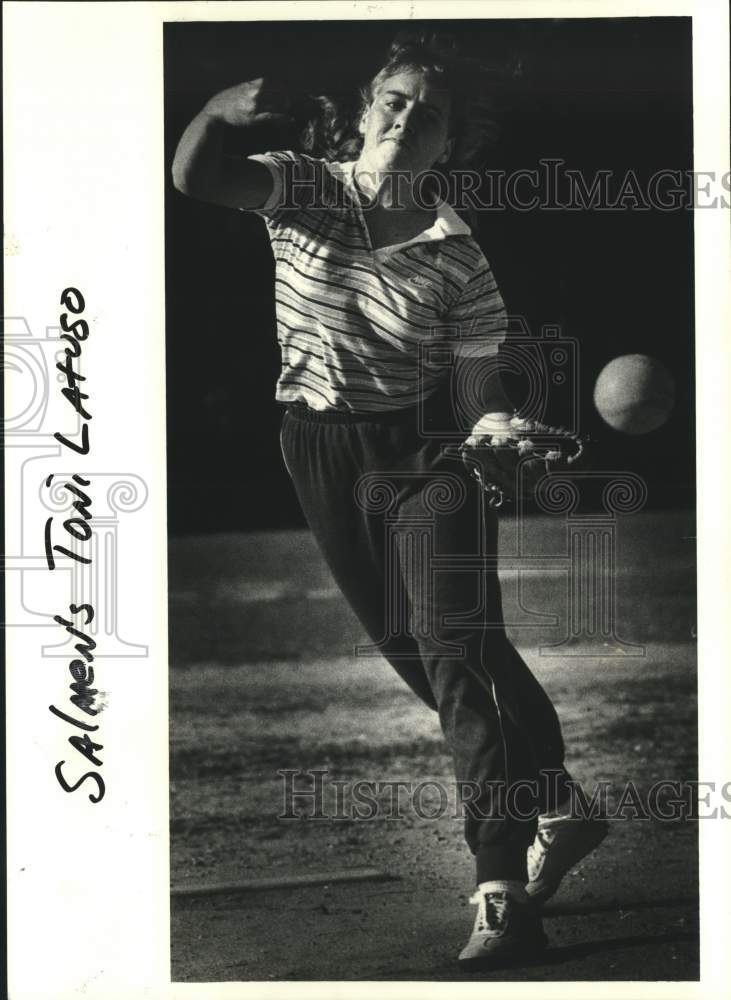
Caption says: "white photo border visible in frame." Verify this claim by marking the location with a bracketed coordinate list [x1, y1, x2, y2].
[4, 1, 729, 998]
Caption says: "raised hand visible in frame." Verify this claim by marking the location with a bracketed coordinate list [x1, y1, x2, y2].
[204, 77, 293, 128]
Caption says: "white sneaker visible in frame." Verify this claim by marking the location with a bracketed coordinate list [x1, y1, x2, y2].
[526, 816, 609, 905]
[458, 881, 547, 967]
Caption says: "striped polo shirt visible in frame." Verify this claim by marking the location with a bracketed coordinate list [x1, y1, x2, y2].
[248, 150, 507, 412]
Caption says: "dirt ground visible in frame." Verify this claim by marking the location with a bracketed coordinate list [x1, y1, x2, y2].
[169, 510, 698, 983]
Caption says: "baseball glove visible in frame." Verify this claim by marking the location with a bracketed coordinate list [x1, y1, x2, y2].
[458, 412, 585, 508]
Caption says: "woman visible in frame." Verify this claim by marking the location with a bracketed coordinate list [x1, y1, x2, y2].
[172, 35, 607, 969]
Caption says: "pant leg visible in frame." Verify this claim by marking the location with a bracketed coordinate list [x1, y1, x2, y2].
[390, 445, 528, 878]
[280, 406, 572, 880]
[500, 642, 574, 814]
[391, 441, 573, 879]
[279, 411, 437, 709]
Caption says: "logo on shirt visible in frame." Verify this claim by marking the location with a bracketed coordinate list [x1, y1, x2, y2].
[407, 275, 433, 288]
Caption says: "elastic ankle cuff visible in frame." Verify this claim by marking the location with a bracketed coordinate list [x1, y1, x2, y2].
[538, 800, 575, 824]
[477, 880, 528, 902]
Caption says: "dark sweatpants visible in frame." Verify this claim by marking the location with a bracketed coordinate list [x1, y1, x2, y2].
[280, 393, 571, 882]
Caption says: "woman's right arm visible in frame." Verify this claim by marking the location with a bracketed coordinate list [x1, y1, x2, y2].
[171, 78, 292, 209]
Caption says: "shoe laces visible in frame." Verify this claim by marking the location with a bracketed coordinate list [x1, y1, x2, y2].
[469, 889, 511, 932]
[527, 826, 557, 880]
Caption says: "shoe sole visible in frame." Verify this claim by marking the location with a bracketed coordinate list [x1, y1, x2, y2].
[526, 820, 609, 906]
[458, 929, 549, 970]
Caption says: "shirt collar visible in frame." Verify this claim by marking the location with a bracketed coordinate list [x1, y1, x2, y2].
[324, 159, 472, 244]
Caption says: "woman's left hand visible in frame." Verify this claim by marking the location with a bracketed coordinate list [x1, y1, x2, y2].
[461, 412, 585, 506]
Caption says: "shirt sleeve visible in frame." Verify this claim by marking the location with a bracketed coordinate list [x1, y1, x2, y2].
[245, 150, 322, 223]
[443, 257, 508, 358]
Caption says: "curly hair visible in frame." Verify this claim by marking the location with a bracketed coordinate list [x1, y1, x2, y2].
[295, 31, 501, 171]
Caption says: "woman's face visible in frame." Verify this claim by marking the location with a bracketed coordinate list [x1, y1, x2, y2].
[358, 68, 454, 176]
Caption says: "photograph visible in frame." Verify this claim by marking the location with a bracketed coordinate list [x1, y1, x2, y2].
[6, 1, 730, 996]
[164, 13, 701, 983]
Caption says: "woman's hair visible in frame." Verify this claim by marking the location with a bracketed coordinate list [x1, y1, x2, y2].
[295, 31, 502, 170]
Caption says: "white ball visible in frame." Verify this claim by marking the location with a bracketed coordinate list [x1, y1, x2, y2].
[594, 354, 675, 435]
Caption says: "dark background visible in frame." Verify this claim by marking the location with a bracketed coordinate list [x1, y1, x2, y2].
[164, 17, 694, 535]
